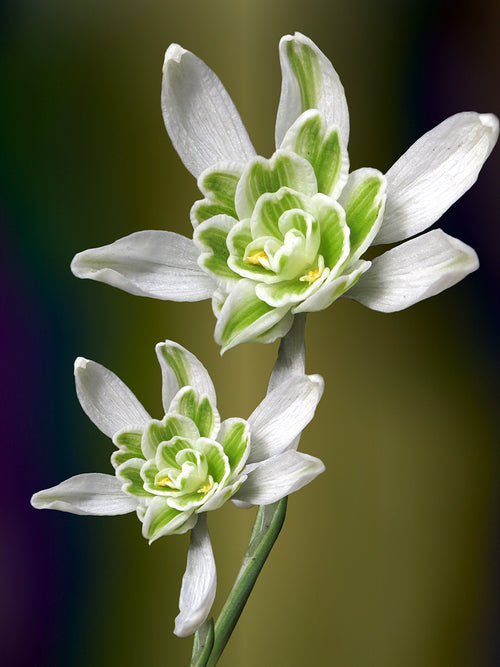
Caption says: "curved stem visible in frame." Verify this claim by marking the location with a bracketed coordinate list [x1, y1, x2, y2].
[206, 497, 288, 666]
[190, 618, 215, 667]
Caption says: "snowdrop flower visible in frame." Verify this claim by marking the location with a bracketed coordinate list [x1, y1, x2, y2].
[31, 335, 324, 636]
[71, 33, 498, 351]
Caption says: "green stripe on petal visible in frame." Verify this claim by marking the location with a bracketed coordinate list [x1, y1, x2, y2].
[194, 216, 239, 287]
[169, 388, 220, 438]
[195, 438, 230, 484]
[256, 270, 329, 308]
[116, 458, 152, 497]
[285, 38, 322, 112]
[156, 436, 195, 470]
[191, 199, 235, 227]
[198, 165, 243, 209]
[167, 491, 208, 512]
[111, 427, 144, 468]
[214, 279, 291, 351]
[292, 259, 371, 313]
[310, 194, 350, 269]
[142, 496, 196, 542]
[142, 416, 198, 459]
[251, 187, 307, 239]
[281, 110, 348, 197]
[196, 395, 218, 438]
[339, 168, 387, 263]
[218, 418, 251, 474]
[235, 150, 317, 220]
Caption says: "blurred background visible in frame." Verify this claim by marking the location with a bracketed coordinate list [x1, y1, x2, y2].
[1, 0, 499, 665]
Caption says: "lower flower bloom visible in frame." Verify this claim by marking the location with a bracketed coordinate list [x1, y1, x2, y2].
[31, 328, 324, 636]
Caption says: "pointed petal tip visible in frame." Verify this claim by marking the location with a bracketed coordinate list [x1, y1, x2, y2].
[163, 43, 188, 67]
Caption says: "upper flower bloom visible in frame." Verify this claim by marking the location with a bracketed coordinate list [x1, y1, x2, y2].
[71, 33, 498, 352]
[31, 325, 324, 636]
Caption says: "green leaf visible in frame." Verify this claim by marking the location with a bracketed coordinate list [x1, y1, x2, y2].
[281, 110, 347, 197]
[339, 168, 386, 262]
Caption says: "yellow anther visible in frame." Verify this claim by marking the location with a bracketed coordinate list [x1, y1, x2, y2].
[245, 250, 268, 265]
[300, 268, 321, 283]
[199, 483, 212, 494]
[156, 476, 172, 487]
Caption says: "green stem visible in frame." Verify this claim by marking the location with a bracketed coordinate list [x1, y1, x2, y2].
[206, 497, 288, 666]
[190, 618, 214, 667]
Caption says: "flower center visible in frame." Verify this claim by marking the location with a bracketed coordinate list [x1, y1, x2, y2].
[300, 268, 321, 283]
[156, 476, 174, 488]
[198, 482, 213, 494]
[245, 250, 268, 266]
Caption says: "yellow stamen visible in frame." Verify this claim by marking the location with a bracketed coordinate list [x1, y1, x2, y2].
[156, 476, 172, 487]
[245, 250, 268, 265]
[300, 268, 321, 283]
[198, 483, 212, 494]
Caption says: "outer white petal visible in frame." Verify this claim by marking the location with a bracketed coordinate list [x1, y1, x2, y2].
[174, 515, 217, 637]
[234, 450, 325, 505]
[31, 473, 138, 515]
[267, 313, 306, 394]
[275, 33, 349, 149]
[156, 341, 217, 413]
[75, 357, 151, 438]
[247, 373, 324, 464]
[347, 229, 479, 312]
[375, 112, 499, 244]
[162, 44, 256, 178]
[71, 230, 215, 301]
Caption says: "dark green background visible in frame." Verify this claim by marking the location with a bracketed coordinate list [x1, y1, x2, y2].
[2, 1, 499, 665]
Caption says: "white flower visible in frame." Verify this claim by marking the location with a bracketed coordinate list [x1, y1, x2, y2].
[31, 327, 324, 636]
[71, 33, 498, 352]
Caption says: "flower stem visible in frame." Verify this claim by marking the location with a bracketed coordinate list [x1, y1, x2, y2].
[206, 497, 288, 665]
[190, 618, 214, 667]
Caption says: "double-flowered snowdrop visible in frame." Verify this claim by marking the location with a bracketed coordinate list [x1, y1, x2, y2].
[71, 33, 498, 351]
[31, 326, 324, 636]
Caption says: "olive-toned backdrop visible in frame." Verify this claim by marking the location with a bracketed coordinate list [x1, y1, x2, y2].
[2, 1, 499, 665]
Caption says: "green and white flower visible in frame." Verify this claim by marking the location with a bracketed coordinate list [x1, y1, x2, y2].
[31, 330, 324, 636]
[71, 33, 498, 351]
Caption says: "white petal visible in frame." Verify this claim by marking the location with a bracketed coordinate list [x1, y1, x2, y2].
[174, 514, 217, 637]
[156, 341, 217, 413]
[75, 357, 151, 438]
[375, 112, 499, 244]
[71, 230, 215, 301]
[31, 473, 138, 515]
[247, 373, 324, 464]
[275, 33, 349, 149]
[267, 313, 306, 394]
[347, 229, 479, 312]
[162, 44, 256, 178]
[234, 451, 325, 505]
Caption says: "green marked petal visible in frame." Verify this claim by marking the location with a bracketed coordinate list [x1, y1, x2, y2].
[292, 259, 371, 313]
[194, 215, 239, 287]
[281, 110, 348, 197]
[142, 496, 196, 542]
[310, 194, 350, 269]
[227, 221, 280, 283]
[256, 270, 328, 308]
[156, 436, 195, 470]
[167, 491, 207, 512]
[111, 427, 144, 468]
[235, 150, 317, 220]
[339, 168, 386, 263]
[191, 200, 233, 227]
[195, 438, 230, 484]
[284, 38, 322, 113]
[214, 279, 291, 351]
[250, 309, 295, 345]
[142, 416, 198, 459]
[218, 418, 251, 473]
[140, 458, 160, 489]
[116, 458, 151, 497]
[250, 187, 307, 239]
[277, 209, 320, 267]
[169, 387, 220, 438]
[198, 164, 243, 209]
